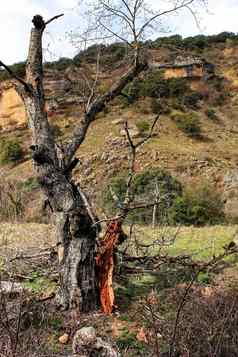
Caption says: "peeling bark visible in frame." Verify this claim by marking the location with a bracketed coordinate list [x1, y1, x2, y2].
[96, 221, 126, 314]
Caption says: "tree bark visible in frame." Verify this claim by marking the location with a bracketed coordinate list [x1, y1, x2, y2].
[14, 15, 99, 311]
[11, 14, 147, 312]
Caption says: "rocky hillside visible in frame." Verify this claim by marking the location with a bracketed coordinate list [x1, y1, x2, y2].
[1, 33, 238, 221]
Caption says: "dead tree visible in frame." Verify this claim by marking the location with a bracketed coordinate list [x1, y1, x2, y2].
[0, 0, 207, 312]
[0, 14, 147, 312]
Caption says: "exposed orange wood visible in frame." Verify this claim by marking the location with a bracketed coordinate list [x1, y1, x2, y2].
[96, 220, 123, 314]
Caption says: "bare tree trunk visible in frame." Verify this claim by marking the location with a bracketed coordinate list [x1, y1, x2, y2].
[4, 13, 147, 312]
[55, 184, 99, 311]
[13, 15, 99, 312]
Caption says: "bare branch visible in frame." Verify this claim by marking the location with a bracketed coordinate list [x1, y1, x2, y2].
[138, 0, 196, 39]
[45, 13, 64, 26]
[98, 19, 132, 46]
[0, 60, 31, 92]
[65, 60, 148, 162]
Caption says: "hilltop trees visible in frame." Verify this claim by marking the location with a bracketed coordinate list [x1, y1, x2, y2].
[0, 0, 208, 313]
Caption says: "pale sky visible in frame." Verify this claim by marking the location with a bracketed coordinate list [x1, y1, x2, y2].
[0, 0, 237, 64]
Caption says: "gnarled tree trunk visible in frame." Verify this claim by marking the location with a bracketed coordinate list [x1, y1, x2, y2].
[10, 14, 147, 313]
[15, 15, 99, 311]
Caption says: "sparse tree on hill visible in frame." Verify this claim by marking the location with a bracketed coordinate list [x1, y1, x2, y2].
[0, 0, 207, 312]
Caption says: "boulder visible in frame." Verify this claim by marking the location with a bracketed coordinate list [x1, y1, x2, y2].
[73, 326, 119, 357]
[120, 126, 140, 138]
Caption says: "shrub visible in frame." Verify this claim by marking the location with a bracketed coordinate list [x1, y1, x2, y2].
[152, 34, 183, 48]
[136, 120, 150, 136]
[0, 139, 24, 165]
[102, 169, 182, 224]
[213, 94, 226, 106]
[183, 91, 203, 109]
[206, 108, 217, 120]
[139, 70, 166, 98]
[182, 34, 208, 50]
[122, 79, 141, 104]
[170, 286, 238, 357]
[171, 111, 201, 137]
[151, 98, 171, 115]
[209, 31, 237, 43]
[167, 78, 189, 98]
[171, 99, 186, 112]
[169, 183, 225, 226]
[139, 74, 190, 104]
[45, 57, 73, 71]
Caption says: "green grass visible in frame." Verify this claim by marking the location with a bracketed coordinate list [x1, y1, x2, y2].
[134, 225, 238, 261]
[23, 271, 56, 294]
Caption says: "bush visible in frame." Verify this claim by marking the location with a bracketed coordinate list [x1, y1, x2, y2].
[213, 94, 227, 107]
[168, 287, 238, 357]
[183, 91, 203, 109]
[0, 139, 24, 165]
[136, 120, 150, 136]
[169, 183, 225, 226]
[102, 169, 182, 224]
[139, 70, 166, 98]
[171, 111, 201, 137]
[182, 35, 208, 50]
[45, 57, 73, 71]
[151, 98, 171, 115]
[167, 78, 189, 98]
[206, 108, 217, 120]
[152, 34, 183, 48]
[73, 42, 126, 67]
[122, 79, 141, 104]
[139, 74, 190, 104]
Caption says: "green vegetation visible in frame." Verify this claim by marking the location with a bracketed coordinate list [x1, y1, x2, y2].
[150, 97, 171, 115]
[197, 271, 212, 285]
[19, 177, 40, 192]
[136, 120, 150, 136]
[150, 31, 238, 50]
[206, 108, 217, 120]
[1, 31, 238, 83]
[171, 111, 201, 137]
[169, 183, 225, 226]
[0, 61, 26, 81]
[23, 271, 56, 294]
[72, 42, 126, 67]
[121, 78, 141, 104]
[0, 138, 24, 164]
[183, 91, 203, 109]
[136, 73, 203, 112]
[103, 169, 182, 224]
[116, 329, 147, 354]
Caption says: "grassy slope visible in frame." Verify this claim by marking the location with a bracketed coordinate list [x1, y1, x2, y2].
[0, 42, 238, 226]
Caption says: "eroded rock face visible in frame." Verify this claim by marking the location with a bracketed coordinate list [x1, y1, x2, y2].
[73, 326, 119, 357]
